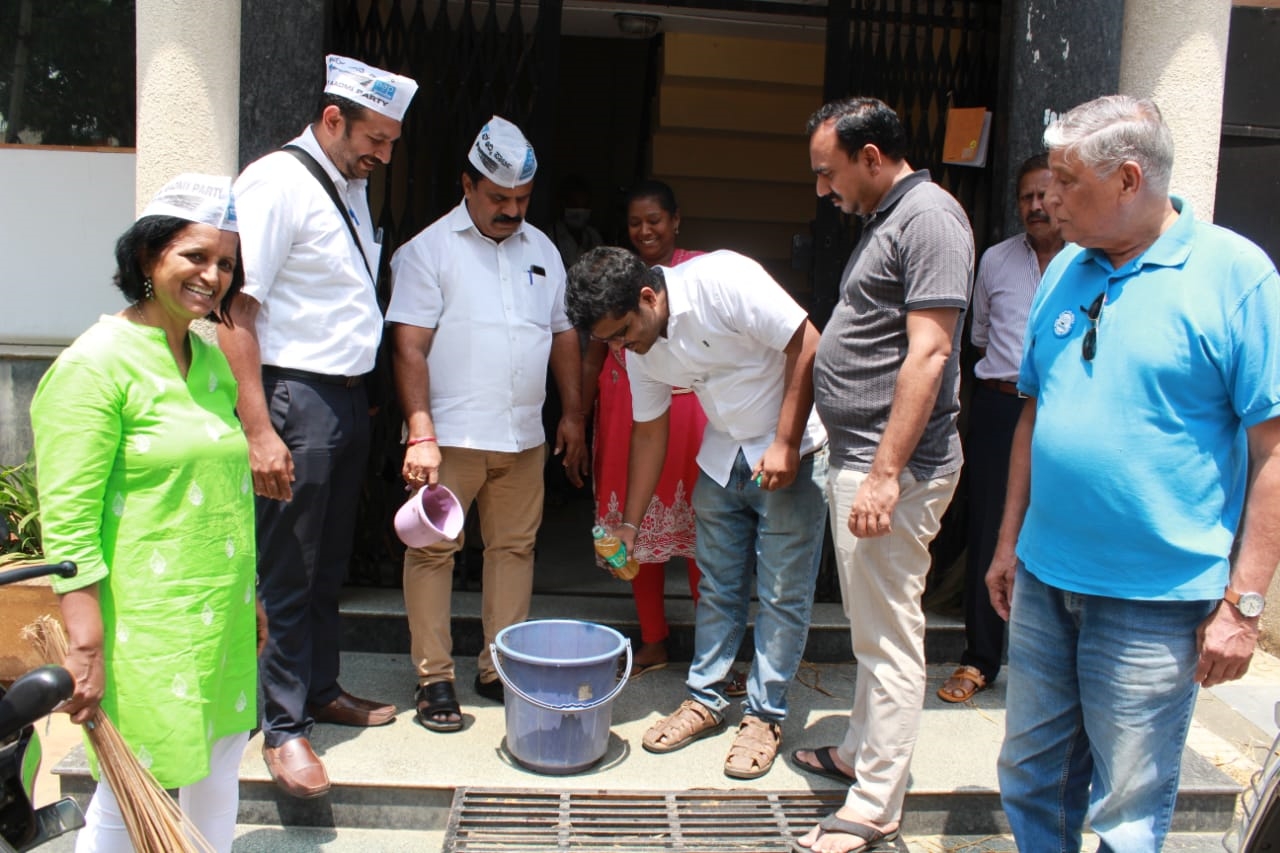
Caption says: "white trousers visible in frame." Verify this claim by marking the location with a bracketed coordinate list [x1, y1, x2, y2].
[74, 730, 249, 853]
[827, 466, 958, 823]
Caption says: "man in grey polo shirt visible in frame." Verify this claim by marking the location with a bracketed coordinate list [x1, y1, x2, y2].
[791, 96, 973, 852]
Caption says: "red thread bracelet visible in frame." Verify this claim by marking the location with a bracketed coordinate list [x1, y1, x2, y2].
[406, 436, 437, 447]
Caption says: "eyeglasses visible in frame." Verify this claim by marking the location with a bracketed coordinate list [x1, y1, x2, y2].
[1081, 292, 1105, 361]
[589, 320, 630, 344]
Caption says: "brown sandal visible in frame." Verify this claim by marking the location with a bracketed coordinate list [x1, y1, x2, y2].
[724, 715, 782, 779]
[722, 668, 748, 698]
[937, 665, 987, 703]
[642, 699, 725, 754]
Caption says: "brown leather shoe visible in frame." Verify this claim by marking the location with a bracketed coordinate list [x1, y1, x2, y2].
[308, 691, 397, 727]
[263, 738, 330, 799]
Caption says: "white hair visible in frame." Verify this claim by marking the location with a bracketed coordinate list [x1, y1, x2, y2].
[1043, 95, 1174, 195]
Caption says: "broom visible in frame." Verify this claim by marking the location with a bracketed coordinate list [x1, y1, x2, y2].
[22, 614, 218, 853]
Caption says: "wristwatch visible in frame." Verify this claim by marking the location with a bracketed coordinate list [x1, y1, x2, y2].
[1223, 586, 1266, 618]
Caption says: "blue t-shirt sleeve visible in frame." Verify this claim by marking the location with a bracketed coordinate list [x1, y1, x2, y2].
[1228, 265, 1280, 428]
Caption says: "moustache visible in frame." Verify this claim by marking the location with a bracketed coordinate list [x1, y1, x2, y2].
[494, 214, 523, 224]
[1026, 212, 1051, 223]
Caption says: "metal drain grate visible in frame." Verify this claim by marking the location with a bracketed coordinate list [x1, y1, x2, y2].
[443, 787, 852, 852]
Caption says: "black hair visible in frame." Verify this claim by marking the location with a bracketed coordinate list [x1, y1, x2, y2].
[314, 93, 371, 128]
[565, 246, 665, 331]
[1016, 153, 1051, 188]
[806, 97, 908, 161]
[113, 216, 244, 325]
[462, 160, 484, 186]
[624, 179, 679, 215]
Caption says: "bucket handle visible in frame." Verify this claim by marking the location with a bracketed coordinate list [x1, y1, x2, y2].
[489, 639, 632, 713]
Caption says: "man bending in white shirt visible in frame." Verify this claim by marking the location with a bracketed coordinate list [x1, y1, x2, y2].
[566, 246, 828, 780]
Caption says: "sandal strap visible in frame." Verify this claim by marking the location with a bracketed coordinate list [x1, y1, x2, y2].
[417, 681, 460, 714]
[726, 716, 780, 761]
[650, 699, 720, 741]
[670, 699, 719, 731]
[949, 665, 986, 688]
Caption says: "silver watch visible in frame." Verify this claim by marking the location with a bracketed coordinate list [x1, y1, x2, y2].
[1224, 586, 1265, 618]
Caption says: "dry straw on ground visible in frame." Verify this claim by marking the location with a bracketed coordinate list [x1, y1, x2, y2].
[22, 614, 216, 853]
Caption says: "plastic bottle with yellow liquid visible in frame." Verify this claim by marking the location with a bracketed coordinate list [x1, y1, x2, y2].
[591, 525, 640, 581]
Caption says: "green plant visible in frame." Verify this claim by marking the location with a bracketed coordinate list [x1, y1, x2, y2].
[0, 453, 42, 560]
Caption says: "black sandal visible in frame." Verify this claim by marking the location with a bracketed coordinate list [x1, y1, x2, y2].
[415, 681, 464, 732]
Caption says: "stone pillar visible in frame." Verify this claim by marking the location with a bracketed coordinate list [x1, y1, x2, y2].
[1119, 0, 1231, 220]
[135, 0, 241, 212]
[993, 0, 1126, 241]
[238, 0, 328, 170]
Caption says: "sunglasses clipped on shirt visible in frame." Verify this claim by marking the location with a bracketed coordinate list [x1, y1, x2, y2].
[1081, 292, 1105, 361]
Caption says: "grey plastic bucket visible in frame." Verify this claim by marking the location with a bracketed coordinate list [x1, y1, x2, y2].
[491, 619, 632, 775]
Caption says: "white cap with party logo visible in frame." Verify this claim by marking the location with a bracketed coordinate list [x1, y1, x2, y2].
[324, 54, 418, 122]
[141, 173, 238, 233]
[468, 116, 537, 188]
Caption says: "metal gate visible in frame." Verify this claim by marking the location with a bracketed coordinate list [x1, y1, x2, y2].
[327, 0, 563, 584]
[812, 0, 1002, 327]
[329, 0, 562, 254]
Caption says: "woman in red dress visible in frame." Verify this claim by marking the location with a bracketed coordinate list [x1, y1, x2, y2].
[582, 181, 743, 693]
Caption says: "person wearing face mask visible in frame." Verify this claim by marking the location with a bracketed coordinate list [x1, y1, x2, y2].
[937, 153, 1063, 705]
[579, 181, 745, 695]
[388, 116, 587, 734]
[552, 173, 603, 269]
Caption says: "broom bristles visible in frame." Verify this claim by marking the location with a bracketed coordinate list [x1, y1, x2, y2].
[22, 615, 219, 853]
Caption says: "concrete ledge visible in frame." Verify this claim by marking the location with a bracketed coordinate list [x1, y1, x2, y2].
[52, 652, 1240, 835]
[337, 587, 967, 665]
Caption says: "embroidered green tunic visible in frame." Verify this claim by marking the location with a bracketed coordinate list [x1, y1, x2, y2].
[31, 315, 257, 789]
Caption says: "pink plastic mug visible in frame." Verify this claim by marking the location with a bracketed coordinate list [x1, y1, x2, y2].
[393, 485, 465, 548]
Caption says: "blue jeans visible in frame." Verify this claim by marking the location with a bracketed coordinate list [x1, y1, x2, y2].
[689, 447, 829, 722]
[999, 569, 1214, 852]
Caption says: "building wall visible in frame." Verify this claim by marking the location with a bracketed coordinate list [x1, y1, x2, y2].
[649, 32, 824, 298]
[0, 147, 136, 349]
[0, 145, 134, 463]
[135, 0, 241, 210]
[1120, 0, 1231, 218]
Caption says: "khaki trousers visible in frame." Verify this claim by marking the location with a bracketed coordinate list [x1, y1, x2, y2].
[826, 465, 959, 823]
[403, 444, 546, 684]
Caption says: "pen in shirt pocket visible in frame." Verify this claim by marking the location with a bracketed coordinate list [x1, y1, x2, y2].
[528, 265, 545, 286]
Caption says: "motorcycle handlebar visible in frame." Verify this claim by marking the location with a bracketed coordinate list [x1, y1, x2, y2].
[0, 561, 76, 586]
[0, 666, 74, 743]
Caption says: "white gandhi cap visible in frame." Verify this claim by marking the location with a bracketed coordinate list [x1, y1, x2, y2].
[324, 54, 418, 122]
[468, 116, 537, 188]
[141, 173, 238, 233]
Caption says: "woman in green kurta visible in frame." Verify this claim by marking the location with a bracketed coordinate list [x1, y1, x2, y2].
[31, 174, 257, 853]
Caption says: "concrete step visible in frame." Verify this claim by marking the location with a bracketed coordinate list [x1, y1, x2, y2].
[31, 825, 446, 852]
[53, 651, 1245, 843]
[336, 585, 969, 666]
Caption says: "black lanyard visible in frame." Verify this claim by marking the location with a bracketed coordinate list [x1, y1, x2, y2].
[281, 145, 375, 284]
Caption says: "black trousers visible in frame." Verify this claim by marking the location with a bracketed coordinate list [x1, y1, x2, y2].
[960, 382, 1026, 682]
[256, 374, 370, 748]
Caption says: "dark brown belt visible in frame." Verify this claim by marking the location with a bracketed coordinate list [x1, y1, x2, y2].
[979, 378, 1023, 397]
[263, 365, 363, 388]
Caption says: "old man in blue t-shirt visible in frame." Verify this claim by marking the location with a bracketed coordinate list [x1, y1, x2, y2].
[987, 95, 1280, 852]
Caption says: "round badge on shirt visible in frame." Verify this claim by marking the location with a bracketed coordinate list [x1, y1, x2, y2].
[1053, 310, 1075, 337]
